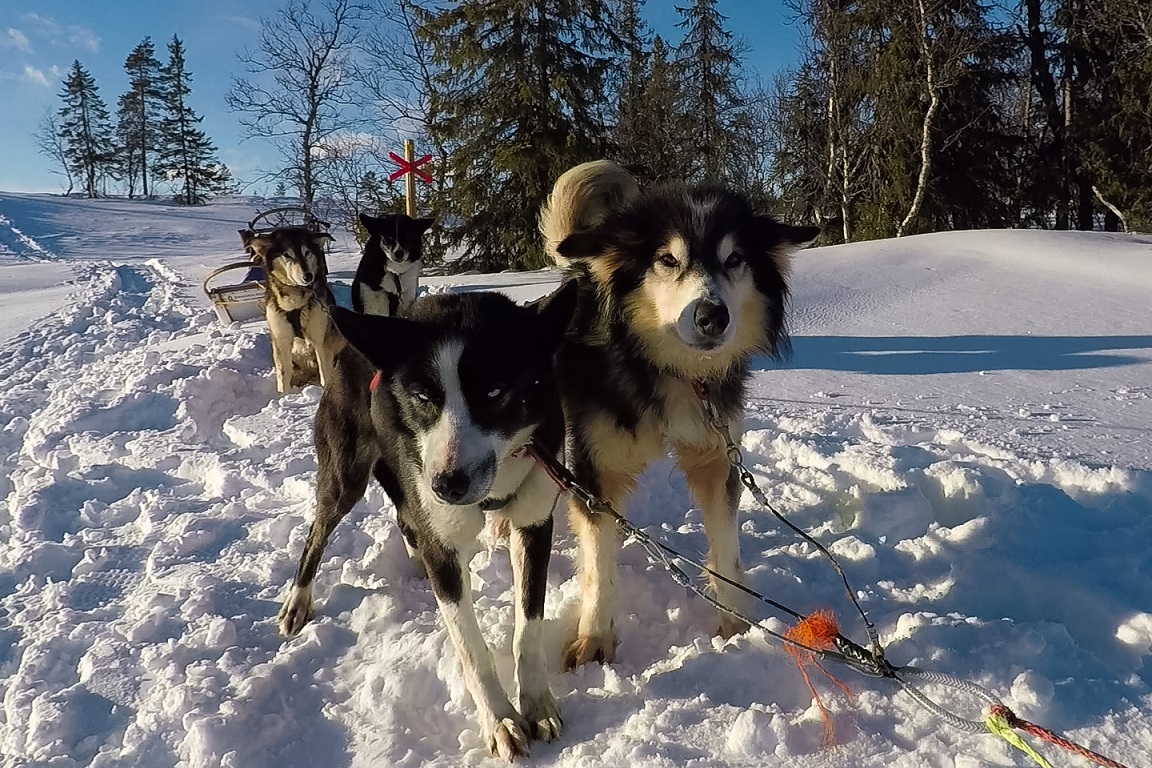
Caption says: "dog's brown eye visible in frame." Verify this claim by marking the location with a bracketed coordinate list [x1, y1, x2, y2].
[657, 253, 678, 269]
[724, 253, 743, 269]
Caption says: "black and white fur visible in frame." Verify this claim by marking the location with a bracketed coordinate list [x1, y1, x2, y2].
[277, 283, 577, 761]
[539, 160, 820, 669]
[353, 213, 433, 316]
[239, 227, 343, 394]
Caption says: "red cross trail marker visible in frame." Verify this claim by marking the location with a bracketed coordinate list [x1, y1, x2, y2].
[388, 151, 433, 183]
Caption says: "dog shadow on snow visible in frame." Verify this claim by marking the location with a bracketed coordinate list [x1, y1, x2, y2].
[759, 334, 1152, 375]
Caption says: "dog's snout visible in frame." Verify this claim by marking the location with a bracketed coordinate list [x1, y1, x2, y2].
[302, 271, 315, 283]
[693, 300, 730, 337]
[431, 470, 472, 504]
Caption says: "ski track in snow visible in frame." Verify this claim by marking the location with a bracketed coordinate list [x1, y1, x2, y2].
[0, 211, 58, 262]
[0, 195, 1149, 768]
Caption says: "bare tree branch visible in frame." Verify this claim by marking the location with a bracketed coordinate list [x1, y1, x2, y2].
[226, 0, 368, 207]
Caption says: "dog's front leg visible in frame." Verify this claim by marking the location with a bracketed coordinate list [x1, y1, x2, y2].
[266, 309, 296, 395]
[304, 310, 338, 388]
[508, 498, 562, 742]
[279, 409, 374, 636]
[676, 441, 752, 639]
[424, 543, 531, 762]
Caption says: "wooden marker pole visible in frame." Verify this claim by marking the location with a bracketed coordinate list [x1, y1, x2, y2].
[404, 139, 416, 217]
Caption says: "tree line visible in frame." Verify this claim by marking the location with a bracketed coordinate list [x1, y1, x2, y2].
[225, 0, 778, 269]
[770, 0, 1152, 243]
[35, 1, 1152, 263]
[36, 35, 232, 206]
[227, 0, 1150, 270]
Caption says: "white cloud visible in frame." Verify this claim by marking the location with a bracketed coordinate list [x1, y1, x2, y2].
[67, 26, 100, 53]
[10, 14, 99, 54]
[22, 65, 49, 87]
[4, 28, 32, 52]
[17, 12, 60, 40]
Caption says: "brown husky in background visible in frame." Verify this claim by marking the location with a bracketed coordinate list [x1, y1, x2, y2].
[238, 227, 344, 394]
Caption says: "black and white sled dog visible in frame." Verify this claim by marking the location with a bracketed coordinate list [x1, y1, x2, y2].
[239, 227, 344, 394]
[277, 282, 578, 761]
[539, 160, 820, 670]
[353, 213, 434, 316]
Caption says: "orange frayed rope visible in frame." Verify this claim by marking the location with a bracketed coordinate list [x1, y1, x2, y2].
[785, 609, 855, 745]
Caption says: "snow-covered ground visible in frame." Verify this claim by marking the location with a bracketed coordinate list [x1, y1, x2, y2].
[0, 191, 1149, 768]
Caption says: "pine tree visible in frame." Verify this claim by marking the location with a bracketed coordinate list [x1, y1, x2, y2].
[155, 36, 231, 205]
[115, 93, 142, 197]
[608, 0, 650, 168]
[57, 60, 117, 198]
[1074, 0, 1152, 231]
[674, 0, 745, 183]
[614, 36, 692, 186]
[116, 38, 163, 198]
[417, 0, 627, 271]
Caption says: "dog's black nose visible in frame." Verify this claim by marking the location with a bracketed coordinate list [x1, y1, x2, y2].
[302, 271, 315, 283]
[693, 300, 730, 337]
[432, 471, 472, 504]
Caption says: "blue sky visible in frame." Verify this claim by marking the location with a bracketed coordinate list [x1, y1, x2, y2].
[0, 1, 806, 194]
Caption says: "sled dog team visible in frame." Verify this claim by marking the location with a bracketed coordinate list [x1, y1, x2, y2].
[240, 160, 817, 760]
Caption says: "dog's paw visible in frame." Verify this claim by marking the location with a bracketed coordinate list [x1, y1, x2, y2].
[277, 585, 314, 637]
[717, 613, 751, 640]
[518, 689, 563, 743]
[484, 713, 532, 762]
[563, 632, 618, 670]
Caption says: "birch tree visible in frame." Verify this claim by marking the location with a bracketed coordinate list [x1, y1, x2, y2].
[226, 0, 366, 207]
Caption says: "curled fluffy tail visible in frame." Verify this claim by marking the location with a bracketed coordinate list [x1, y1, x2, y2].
[540, 160, 639, 268]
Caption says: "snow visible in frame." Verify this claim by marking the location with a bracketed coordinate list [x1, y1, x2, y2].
[0, 191, 1149, 768]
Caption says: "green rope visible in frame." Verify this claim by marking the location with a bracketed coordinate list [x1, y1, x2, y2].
[986, 713, 1056, 768]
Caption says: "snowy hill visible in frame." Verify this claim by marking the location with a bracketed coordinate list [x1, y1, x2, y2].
[0, 192, 1149, 767]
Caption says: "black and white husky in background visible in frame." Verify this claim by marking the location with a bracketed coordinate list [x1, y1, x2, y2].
[277, 282, 577, 761]
[353, 213, 434, 316]
[539, 160, 820, 670]
[238, 227, 343, 394]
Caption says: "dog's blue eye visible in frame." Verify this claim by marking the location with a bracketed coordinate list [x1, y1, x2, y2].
[413, 390, 431, 403]
[487, 388, 502, 399]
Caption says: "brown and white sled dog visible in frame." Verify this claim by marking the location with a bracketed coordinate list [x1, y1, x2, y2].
[277, 283, 577, 761]
[238, 227, 343, 394]
[539, 160, 819, 669]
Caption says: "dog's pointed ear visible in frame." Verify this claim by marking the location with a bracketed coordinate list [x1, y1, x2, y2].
[531, 278, 578, 348]
[751, 217, 820, 251]
[555, 227, 608, 263]
[330, 305, 430, 372]
[241, 230, 272, 260]
[781, 224, 821, 249]
[414, 217, 434, 236]
[311, 232, 334, 250]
